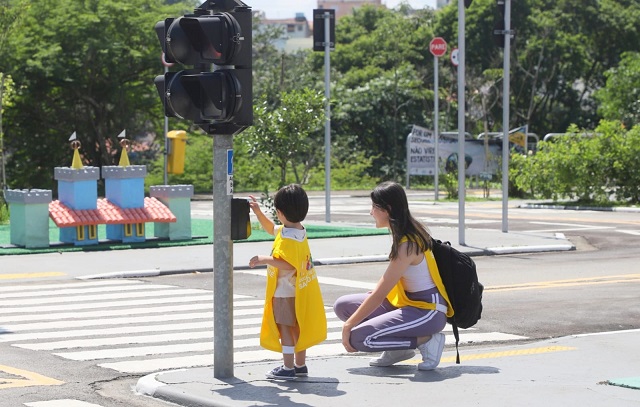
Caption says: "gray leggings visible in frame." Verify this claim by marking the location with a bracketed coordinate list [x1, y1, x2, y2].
[333, 287, 447, 352]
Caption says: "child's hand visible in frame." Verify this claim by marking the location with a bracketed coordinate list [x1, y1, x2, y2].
[248, 195, 261, 214]
[249, 255, 264, 268]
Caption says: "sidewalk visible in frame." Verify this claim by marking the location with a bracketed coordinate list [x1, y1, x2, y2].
[0, 225, 574, 279]
[137, 330, 640, 407]
[130, 226, 638, 407]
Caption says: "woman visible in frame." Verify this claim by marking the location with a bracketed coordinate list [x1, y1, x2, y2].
[333, 181, 453, 370]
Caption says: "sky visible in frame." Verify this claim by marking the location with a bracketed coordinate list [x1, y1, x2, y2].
[248, 0, 438, 20]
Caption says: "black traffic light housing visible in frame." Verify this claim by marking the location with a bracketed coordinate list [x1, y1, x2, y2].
[154, 0, 252, 136]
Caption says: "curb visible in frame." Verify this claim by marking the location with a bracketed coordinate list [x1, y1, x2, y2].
[137, 369, 235, 407]
[76, 243, 575, 280]
[520, 203, 640, 212]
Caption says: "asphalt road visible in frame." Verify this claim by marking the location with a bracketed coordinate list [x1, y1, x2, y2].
[2, 192, 639, 406]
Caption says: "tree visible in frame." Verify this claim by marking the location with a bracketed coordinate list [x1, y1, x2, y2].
[241, 88, 324, 188]
[2, 0, 193, 189]
[596, 52, 640, 129]
[0, 0, 28, 192]
[326, 5, 436, 180]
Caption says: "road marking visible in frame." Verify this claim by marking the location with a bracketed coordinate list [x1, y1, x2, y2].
[0, 287, 211, 307]
[237, 268, 379, 290]
[0, 365, 63, 389]
[403, 345, 576, 365]
[1, 280, 529, 374]
[0, 272, 66, 280]
[618, 230, 640, 236]
[0, 283, 195, 299]
[0, 279, 142, 294]
[488, 273, 640, 292]
[522, 221, 615, 233]
[24, 400, 102, 407]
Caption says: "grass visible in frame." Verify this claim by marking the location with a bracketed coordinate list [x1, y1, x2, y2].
[0, 218, 388, 256]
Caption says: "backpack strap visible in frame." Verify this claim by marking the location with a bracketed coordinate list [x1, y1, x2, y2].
[434, 239, 461, 364]
[451, 318, 461, 364]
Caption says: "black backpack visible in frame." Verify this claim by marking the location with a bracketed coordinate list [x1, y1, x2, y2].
[431, 239, 484, 363]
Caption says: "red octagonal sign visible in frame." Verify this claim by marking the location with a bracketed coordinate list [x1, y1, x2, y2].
[429, 37, 447, 58]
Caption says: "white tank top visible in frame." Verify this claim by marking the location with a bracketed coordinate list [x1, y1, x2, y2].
[402, 255, 436, 292]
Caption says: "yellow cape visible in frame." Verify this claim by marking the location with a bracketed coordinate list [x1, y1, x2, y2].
[385, 237, 454, 318]
[260, 228, 327, 352]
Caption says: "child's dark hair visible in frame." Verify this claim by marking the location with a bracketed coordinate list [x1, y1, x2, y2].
[370, 181, 432, 259]
[274, 184, 309, 223]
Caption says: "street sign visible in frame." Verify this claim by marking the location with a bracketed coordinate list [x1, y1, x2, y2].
[313, 9, 335, 51]
[450, 48, 459, 66]
[429, 37, 447, 58]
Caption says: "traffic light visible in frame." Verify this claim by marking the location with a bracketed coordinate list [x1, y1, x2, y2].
[154, 1, 252, 135]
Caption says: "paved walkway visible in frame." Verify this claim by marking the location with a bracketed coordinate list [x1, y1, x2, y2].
[137, 330, 640, 407]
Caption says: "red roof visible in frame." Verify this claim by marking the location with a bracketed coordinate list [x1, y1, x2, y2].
[49, 197, 176, 227]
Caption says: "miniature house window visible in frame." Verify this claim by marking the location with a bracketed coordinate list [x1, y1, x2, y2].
[136, 223, 144, 237]
[89, 225, 97, 240]
[124, 223, 133, 237]
[76, 225, 85, 241]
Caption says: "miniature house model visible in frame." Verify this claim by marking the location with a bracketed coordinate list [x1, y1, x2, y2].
[5, 134, 194, 248]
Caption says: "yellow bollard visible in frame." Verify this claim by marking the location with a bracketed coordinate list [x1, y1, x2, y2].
[167, 130, 187, 174]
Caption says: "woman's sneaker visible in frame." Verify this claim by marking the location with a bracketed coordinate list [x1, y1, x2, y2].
[294, 365, 308, 376]
[417, 332, 445, 371]
[369, 349, 416, 366]
[266, 365, 296, 380]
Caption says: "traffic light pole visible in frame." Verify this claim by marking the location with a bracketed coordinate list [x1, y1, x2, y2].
[213, 133, 234, 379]
[323, 11, 332, 223]
[457, 0, 466, 246]
[163, 65, 169, 186]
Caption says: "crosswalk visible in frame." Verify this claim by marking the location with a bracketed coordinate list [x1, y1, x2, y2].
[1, 279, 527, 377]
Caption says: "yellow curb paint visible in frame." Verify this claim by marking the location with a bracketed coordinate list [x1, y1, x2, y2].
[408, 345, 576, 365]
[487, 274, 640, 292]
[0, 272, 66, 280]
[0, 365, 64, 389]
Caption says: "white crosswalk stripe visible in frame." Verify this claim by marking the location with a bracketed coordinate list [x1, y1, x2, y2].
[1, 280, 527, 375]
[24, 400, 103, 407]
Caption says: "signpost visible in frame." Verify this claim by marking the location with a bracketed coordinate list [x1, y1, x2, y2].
[429, 37, 447, 199]
[313, 9, 335, 222]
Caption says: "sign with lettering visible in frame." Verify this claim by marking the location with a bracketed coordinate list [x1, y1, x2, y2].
[407, 126, 436, 175]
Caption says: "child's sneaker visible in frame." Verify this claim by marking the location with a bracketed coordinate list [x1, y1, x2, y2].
[369, 349, 416, 366]
[294, 365, 308, 376]
[266, 365, 296, 380]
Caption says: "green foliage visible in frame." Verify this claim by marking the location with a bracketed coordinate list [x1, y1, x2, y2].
[146, 132, 213, 194]
[0, 194, 8, 224]
[241, 88, 324, 188]
[440, 170, 459, 199]
[3, 0, 640, 199]
[596, 52, 640, 130]
[3, 0, 193, 189]
[510, 121, 640, 204]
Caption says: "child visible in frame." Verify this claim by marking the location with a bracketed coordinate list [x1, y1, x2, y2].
[248, 184, 327, 380]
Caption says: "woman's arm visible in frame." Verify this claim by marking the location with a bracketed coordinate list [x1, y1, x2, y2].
[341, 243, 418, 351]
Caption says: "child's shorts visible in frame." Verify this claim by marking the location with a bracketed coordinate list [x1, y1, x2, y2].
[273, 297, 297, 327]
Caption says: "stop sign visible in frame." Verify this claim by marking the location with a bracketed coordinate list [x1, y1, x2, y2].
[429, 37, 447, 58]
